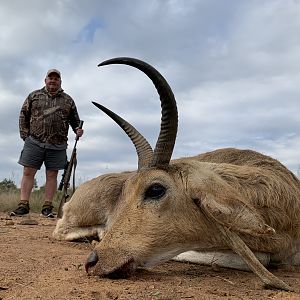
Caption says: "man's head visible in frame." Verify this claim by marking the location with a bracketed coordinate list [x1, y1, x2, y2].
[45, 69, 62, 94]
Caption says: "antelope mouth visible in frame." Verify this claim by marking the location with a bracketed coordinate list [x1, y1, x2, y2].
[106, 257, 136, 279]
[85, 250, 136, 278]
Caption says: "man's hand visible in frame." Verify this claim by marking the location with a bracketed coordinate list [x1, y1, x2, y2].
[76, 128, 84, 137]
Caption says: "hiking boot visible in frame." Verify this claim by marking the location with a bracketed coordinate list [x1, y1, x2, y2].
[41, 204, 54, 218]
[10, 202, 30, 216]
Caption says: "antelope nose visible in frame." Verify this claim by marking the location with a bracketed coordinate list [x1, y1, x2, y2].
[85, 250, 99, 273]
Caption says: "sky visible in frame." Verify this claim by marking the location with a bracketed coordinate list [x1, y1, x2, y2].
[0, 0, 299, 188]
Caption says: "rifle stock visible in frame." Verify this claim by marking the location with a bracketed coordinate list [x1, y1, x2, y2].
[57, 120, 83, 218]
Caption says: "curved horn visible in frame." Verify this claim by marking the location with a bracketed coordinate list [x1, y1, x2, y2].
[92, 101, 153, 169]
[98, 57, 178, 167]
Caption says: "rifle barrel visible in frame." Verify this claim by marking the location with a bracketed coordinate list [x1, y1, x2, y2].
[57, 119, 84, 218]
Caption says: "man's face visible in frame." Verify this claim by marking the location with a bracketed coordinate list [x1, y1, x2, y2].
[45, 73, 61, 93]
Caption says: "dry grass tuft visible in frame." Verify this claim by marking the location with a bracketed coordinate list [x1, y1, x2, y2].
[0, 190, 62, 212]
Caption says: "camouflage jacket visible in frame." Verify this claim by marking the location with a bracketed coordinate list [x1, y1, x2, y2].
[19, 87, 81, 145]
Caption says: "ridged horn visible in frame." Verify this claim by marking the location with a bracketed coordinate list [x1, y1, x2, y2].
[92, 101, 153, 169]
[98, 57, 178, 167]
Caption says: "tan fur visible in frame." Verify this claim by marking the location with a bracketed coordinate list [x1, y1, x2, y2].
[54, 148, 300, 271]
[76, 148, 298, 291]
[53, 171, 132, 241]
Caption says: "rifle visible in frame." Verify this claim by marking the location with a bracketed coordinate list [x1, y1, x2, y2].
[57, 120, 84, 218]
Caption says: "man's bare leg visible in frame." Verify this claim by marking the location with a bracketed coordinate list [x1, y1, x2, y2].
[42, 169, 58, 217]
[45, 169, 58, 203]
[10, 166, 37, 216]
[20, 166, 38, 201]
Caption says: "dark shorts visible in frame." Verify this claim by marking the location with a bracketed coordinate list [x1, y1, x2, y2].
[18, 138, 67, 170]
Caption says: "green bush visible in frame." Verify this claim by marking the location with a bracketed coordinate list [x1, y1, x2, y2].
[0, 178, 17, 192]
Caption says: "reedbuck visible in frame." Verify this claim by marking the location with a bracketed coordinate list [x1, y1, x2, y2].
[54, 57, 300, 291]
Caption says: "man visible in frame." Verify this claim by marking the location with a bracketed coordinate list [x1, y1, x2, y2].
[11, 69, 84, 217]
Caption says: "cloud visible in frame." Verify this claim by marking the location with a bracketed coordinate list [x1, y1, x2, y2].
[0, 0, 299, 187]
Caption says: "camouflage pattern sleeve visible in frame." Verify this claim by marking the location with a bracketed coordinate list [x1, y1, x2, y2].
[19, 95, 32, 140]
[69, 99, 81, 133]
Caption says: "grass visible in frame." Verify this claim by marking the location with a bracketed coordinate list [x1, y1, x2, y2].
[0, 189, 71, 213]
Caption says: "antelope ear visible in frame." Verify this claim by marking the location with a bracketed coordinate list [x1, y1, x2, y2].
[194, 193, 275, 237]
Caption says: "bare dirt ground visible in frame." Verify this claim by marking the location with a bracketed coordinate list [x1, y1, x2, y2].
[0, 212, 300, 300]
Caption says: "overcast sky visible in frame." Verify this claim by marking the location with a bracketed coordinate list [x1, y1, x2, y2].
[1, 0, 299, 187]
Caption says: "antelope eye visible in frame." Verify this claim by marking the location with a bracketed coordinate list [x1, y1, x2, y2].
[144, 183, 166, 200]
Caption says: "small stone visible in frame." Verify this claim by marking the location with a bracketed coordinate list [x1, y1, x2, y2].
[91, 240, 99, 247]
[211, 262, 221, 272]
[19, 219, 39, 225]
[5, 220, 14, 226]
